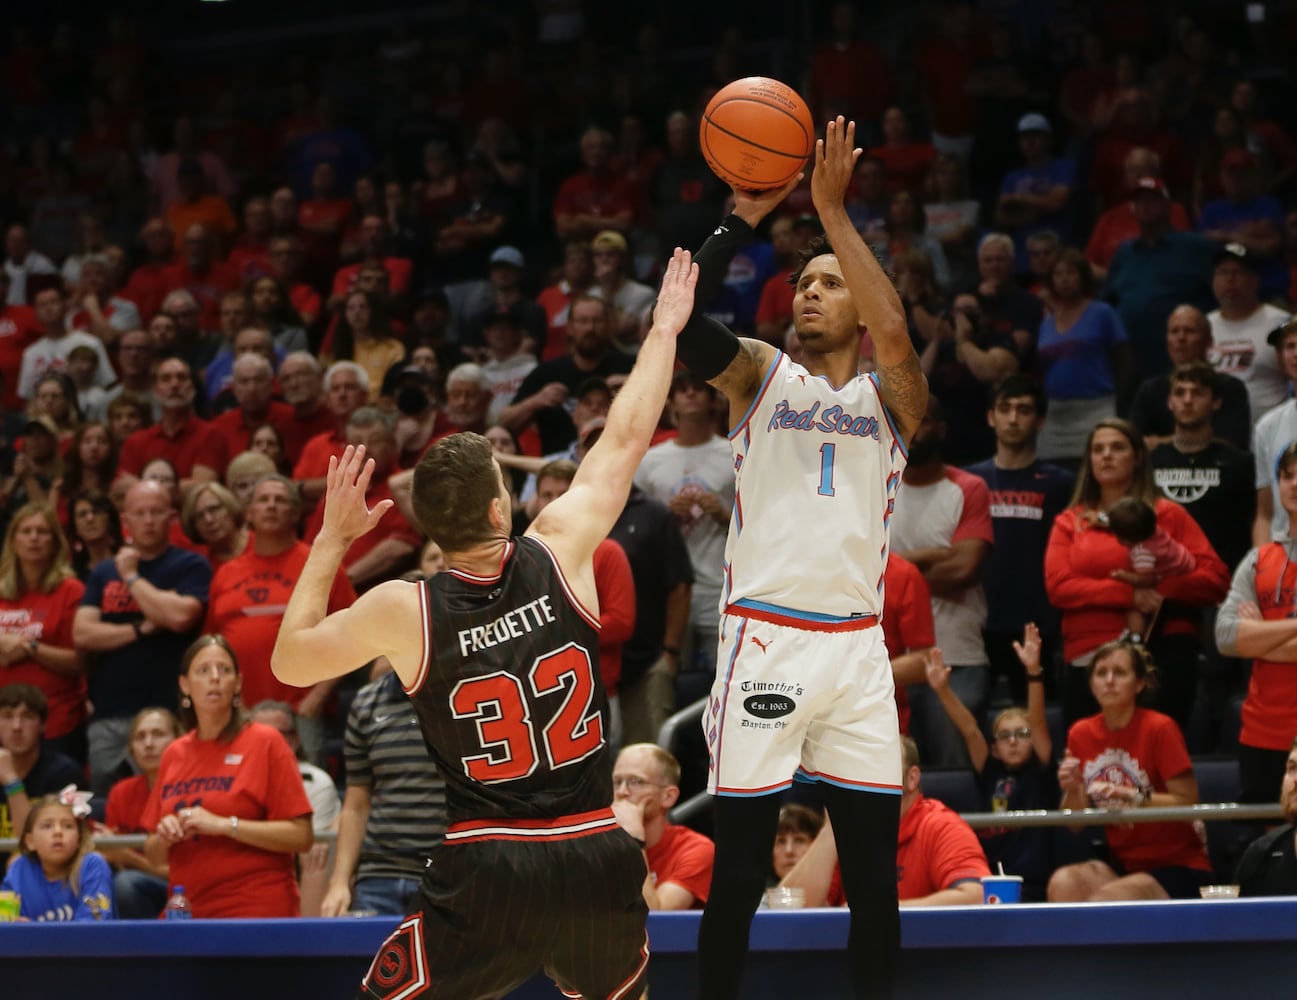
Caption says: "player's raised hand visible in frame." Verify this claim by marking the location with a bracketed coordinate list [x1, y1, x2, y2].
[731, 173, 804, 229]
[321, 444, 394, 545]
[649, 247, 699, 337]
[811, 116, 862, 212]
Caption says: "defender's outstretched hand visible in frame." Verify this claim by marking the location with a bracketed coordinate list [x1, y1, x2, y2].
[650, 247, 700, 337]
[320, 444, 394, 545]
[811, 116, 861, 212]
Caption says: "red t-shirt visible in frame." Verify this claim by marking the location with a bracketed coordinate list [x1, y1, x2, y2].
[303, 479, 421, 569]
[0, 578, 86, 739]
[292, 428, 345, 483]
[1066, 708, 1210, 873]
[211, 401, 296, 461]
[105, 773, 152, 833]
[536, 281, 581, 361]
[882, 553, 935, 736]
[331, 257, 414, 298]
[205, 542, 357, 709]
[0, 304, 41, 410]
[646, 822, 715, 907]
[553, 172, 636, 229]
[157, 261, 242, 330]
[827, 794, 990, 905]
[754, 269, 795, 336]
[867, 142, 938, 195]
[289, 283, 322, 325]
[280, 407, 337, 467]
[120, 261, 175, 324]
[593, 537, 635, 697]
[141, 722, 313, 918]
[118, 413, 230, 480]
[1085, 199, 1192, 270]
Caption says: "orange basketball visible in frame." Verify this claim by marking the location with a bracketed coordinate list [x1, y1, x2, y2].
[700, 77, 815, 191]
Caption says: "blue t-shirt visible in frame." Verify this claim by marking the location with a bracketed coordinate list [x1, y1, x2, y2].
[1000, 157, 1078, 269]
[964, 459, 1074, 635]
[1197, 195, 1288, 299]
[81, 546, 212, 719]
[1036, 300, 1128, 399]
[705, 240, 776, 335]
[1, 851, 115, 921]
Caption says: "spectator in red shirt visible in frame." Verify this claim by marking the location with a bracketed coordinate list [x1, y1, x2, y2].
[330, 215, 414, 309]
[808, 2, 894, 134]
[292, 361, 370, 508]
[276, 351, 334, 465]
[303, 407, 420, 588]
[915, 1, 988, 160]
[101, 706, 182, 918]
[266, 235, 321, 328]
[297, 161, 353, 278]
[882, 552, 936, 737]
[118, 356, 229, 491]
[227, 196, 273, 282]
[119, 218, 176, 324]
[150, 116, 236, 216]
[613, 744, 714, 910]
[206, 476, 355, 763]
[1086, 148, 1192, 281]
[868, 107, 938, 197]
[212, 353, 293, 459]
[781, 734, 991, 907]
[554, 127, 635, 242]
[247, 274, 308, 356]
[536, 241, 594, 361]
[0, 269, 42, 411]
[158, 225, 242, 332]
[1090, 89, 1189, 209]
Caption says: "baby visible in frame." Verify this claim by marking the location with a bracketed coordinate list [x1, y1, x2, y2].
[1102, 497, 1196, 640]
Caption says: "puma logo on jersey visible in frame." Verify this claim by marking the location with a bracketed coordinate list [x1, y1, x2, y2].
[751, 636, 772, 653]
[797, 374, 806, 385]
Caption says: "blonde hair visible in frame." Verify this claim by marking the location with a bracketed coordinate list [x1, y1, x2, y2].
[0, 503, 76, 601]
[21, 796, 95, 895]
[180, 482, 244, 543]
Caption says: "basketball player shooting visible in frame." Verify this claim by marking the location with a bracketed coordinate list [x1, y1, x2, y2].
[683, 117, 928, 1000]
[271, 250, 700, 1000]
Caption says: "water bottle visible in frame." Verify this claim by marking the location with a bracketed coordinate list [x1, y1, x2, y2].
[164, 885, 193, 920]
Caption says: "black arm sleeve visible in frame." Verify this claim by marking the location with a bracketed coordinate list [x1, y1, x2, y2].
[676, 213, 754, 379]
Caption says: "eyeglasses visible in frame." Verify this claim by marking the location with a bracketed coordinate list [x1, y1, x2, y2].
[994, 728, 1032, 743]
[612, 776, 666, 792]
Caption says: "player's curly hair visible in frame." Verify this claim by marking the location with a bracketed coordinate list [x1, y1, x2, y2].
[787, 233, 891, 287]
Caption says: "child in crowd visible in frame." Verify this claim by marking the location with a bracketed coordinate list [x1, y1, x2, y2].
[1101, 497, 1197, 641]
[924, 624, 1075, 901]
[67, 344, 109, 422]
[769, 803, 824, 886]
[1, 787, 115, 921]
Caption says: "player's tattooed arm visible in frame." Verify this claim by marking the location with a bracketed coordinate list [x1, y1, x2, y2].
[710, 337, 777, 418]
[875, 348, 928, 447]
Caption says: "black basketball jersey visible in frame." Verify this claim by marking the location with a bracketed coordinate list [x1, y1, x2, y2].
[405, 535, 612, 824]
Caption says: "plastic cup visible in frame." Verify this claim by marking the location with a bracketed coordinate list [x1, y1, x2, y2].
[0, 891, 20, 922]
[765, 887, 806, 909]
[1198, 884, 1241, 900]
[981, 875, 1023, 904]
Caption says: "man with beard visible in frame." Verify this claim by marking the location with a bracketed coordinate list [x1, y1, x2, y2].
[501, 295, 633, 454]
[1235, 739, 1297, 895]
[117, 356, 228, 490]
[889, 394, 994, 768]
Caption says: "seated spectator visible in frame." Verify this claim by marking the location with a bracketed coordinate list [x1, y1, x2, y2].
[67, 344, 110, 422]
[867, 107, 936, 196]
[1085, 148, 1191, 282]
[101, 707, 183, 919]
[73, 479, 211, 793]
[5, 415, 62, 514]
[769, 803, 823, 885]
[612, 744, 714, 910]
[321, 657, 447, 917]
[1199, 150, 1287, 301]
[224, 451, 278, 511]
[49, 421, 116, 531]
[119, 219, 176, 324]
[330, 215, 414, 308]
[1217, 440, 1297, 804]
[1048, 640, 1213, 901]
[0, 504, 87, 761]
[249, 425, 289, 474]
[536, 241, 594, 361]
[19, 285, 115, 403]
[321, 290, 405, 404]
[181, 482, 250, 566]
[276, 352, 335, 465]
[106, 393, 153, 450]
[103, 328, 157, 412]
[297, 161, 353, 276]
[995, 113, 1078, 273]
[4, 224, 57, 307]
[1034, 250, 1132, 465]
[142, 635, 313, 918]
[227, 196, 273, 282]
[1235, 737, 1297, 896]
[780, 735, 990, 907]
[925, 630, 1066, 901]
[923, 153, 980, 293]
[266, 235, 322, 328]
[212, 353, 294, 457]
[68, 490, 122, 580]
[2, 788, 115, 921]
[157, 225, 241, 332]
[1130, 305, 1252, 452]
[0, 684, 84, 844]
[207, 475, 354, 764]
[246, 275, 308, 356]
[1089, 89, 1189, 210]
[30, 371, 83, 446]
[874, 191, 952, 292]
[66, 253, 141, 348]
[202, 291, 254, 404]
[118, 357, 228, 492]
[292, 362, 370, 508]
[553, 127, 635, 242]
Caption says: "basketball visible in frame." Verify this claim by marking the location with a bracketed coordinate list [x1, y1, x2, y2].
[700, 77, 815, 191]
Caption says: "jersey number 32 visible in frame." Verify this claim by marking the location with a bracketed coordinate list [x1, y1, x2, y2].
[449, 643, 604, 783]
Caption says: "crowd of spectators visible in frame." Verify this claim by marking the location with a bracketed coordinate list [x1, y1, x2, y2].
[4, 0, 1297, 920]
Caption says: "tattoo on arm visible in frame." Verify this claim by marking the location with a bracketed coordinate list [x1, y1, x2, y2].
[875, 350, 928, 439]
[710, 339, 768, 403]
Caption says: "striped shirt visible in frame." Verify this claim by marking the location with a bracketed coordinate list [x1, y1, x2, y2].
[345, 670, 448, 881]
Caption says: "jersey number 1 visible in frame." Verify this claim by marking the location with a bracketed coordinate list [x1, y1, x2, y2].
[818, 443, 836, 497]
[450, 643, 604, 783]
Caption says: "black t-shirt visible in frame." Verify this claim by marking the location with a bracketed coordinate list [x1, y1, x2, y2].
[512, 351, 636, 454]
[1236, 824, 1297, 896]
[1129, 372, 1252, 452]
[0, 749, 85, 843]
[1151, 440, 1256, 572]
[977, 756, 1059, 900]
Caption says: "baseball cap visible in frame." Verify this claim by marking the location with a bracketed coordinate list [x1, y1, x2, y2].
[1131, 176, 1169, 199]
[1017, 113, 1052, 134]
[579, 416, 607, 445]
[1214, 242, 1258, 272]
[1222, 148, 1257, 170]
[489, 246, 525, 269]
[380, 363, 437, 398]
[591, 230, 628, 254]
[22, 414, 59, 438]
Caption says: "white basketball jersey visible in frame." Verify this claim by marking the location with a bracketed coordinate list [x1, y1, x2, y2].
[721, 352, 907, 624]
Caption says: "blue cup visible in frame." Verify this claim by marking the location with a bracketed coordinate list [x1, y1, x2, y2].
[981, 875, 1023, 904]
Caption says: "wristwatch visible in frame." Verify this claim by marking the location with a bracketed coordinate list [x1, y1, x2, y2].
[229, 815, 240, 834]
[27, 638, 38, 654]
